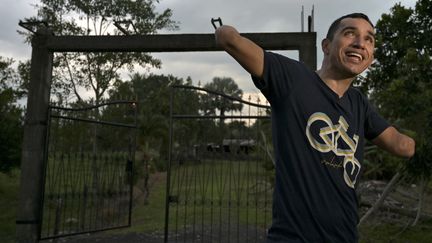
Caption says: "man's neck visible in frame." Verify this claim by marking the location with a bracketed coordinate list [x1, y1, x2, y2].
[316, 69, 354, 98]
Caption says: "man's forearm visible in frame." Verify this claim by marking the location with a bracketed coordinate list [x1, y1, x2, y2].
[373, 126, 416, 159]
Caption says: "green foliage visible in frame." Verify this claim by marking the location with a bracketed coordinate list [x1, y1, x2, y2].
[364, 4, 416, 94]
[0, 57, 24, 172]
[201, 77, 244, 117]
[362, 144, 404, 180]
[107, 74, 250, 173]
[21, 0, 178, 103]
[16, 60, 30, 96]
[361, 0, 432, 180]
[406, 138, 432, 181]
[365, 1, 432, 128]
[0, 170, 19, 242]
[108, 74, 197, 170]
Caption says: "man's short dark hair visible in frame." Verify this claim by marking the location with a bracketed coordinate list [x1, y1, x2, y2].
[326, 13, 374, 40]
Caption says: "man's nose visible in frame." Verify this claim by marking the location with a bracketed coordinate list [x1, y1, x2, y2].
[352, 37, 366, 49]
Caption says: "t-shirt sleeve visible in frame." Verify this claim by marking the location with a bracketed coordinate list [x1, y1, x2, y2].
[364, 98, 390, 140]
[251, 51, 305, 103]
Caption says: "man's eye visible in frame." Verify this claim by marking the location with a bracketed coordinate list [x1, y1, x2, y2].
[345, 31, 355, 36]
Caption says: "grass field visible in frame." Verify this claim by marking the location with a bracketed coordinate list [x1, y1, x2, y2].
[164, 159, 272, 241]
[0, 170, 19, 243]
[2, 165, 432, 242]
[109, 158, 272, 242]
[39, 152, 132, 239]
[358, 222, 432, 243]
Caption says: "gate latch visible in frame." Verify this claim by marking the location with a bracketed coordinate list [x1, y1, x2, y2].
[211, 17, 223, 29]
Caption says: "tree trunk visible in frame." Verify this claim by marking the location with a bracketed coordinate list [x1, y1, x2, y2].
[219, 108, 225, 128]
[91, 98, 100, 193]
[260, 131, 274, 166]
[358, 171, 402, 226]
[412, 177, 428, 226]
[360, 200, 432, 220]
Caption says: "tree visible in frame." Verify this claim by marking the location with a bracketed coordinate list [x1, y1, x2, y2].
[21, 0, 178, 104]
[364, 1, 431, 128]
[20, 1, 179, 182]
[0, 57, 24, 172]
[108, 73, 200, 168]
[201, 77, 244, 127]
[359, 0, 432, 226]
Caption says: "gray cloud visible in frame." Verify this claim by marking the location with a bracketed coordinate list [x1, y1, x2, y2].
[0, 0, 37, 60]
[151, 0, 417, 93]
[0, 0, 418, 95]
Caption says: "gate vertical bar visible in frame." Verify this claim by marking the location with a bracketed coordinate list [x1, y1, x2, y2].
[164, 86, 174, 243]
[128, 101, 138, 226]
[16, 27, 54, 243]
[39, 105, 53, 238]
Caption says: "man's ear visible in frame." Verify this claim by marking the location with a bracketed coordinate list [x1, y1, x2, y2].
[321, 38, 331, 55]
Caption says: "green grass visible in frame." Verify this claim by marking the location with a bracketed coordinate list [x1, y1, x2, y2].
[108, 159, 273, 239]
[0, 170, 20, 243]
[165, 159, 273, 228]
[359, 221, 432, 243]
[3, 163, 432, 242]
[112, 172, 168, 234]
[38, 151, 132, 238]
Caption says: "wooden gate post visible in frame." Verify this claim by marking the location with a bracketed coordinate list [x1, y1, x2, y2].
[16, 27, 53, 243]
[299, 38, 317, 71]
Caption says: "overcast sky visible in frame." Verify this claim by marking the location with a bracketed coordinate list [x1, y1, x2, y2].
[0, 0, 418, 97]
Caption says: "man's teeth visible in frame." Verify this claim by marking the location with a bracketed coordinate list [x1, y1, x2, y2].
[347, 52, 363, 60]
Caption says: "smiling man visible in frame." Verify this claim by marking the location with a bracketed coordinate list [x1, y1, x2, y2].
[215, 13, 415, 242]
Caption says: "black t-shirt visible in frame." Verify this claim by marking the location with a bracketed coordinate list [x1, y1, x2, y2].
[252, 51, 390, 243]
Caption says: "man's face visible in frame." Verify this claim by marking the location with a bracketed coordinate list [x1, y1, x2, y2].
[323, 18, 375, 77]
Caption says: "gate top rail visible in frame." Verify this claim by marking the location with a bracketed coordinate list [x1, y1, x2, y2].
[171, 84, 270, 109]
[49, 100, 138, 128]
[50, 100, 137, 112]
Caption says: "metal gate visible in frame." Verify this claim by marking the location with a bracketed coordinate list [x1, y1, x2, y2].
[39, 100, 137, 240]
[165, 85, 274, 243]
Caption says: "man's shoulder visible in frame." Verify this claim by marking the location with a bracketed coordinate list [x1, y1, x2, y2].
[264, 51, 314, 76]
[265, 51, 303, 66]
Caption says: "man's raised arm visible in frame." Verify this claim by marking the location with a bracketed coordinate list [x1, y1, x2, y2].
[215, 25, 264, 79]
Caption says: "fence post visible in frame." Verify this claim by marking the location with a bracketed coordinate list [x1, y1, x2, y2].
[16, 27, 53, 243]
[298, 32, 317, 71]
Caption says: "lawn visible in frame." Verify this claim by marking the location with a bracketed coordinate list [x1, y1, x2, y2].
[359, 220, 432, 242]
[0, 170, 19, 243]
[117, 158, 273, 242]
[2, 163, 432, 242]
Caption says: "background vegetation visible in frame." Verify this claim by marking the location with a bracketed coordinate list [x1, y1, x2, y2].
[1, 0, 431, 242]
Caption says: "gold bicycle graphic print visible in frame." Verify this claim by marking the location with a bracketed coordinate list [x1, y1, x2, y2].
[306, 112, 360, 188]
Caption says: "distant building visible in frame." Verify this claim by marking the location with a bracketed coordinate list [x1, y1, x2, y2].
[222, 139, 255, 154]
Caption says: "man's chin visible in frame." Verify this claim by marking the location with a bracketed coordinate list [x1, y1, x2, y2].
[343, 66, 367, 78]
